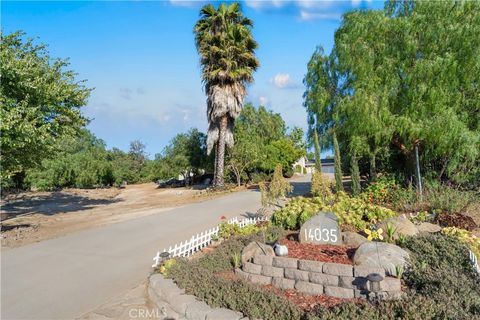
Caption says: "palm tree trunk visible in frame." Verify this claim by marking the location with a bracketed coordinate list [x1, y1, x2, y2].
[214, 115, 228, 188]
[213, 142, 219, 186]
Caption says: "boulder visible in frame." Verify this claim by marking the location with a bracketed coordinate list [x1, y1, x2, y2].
[377, 215, 418, 240]
[353, 242, 410, 276]
[342, 232, 368, 247]
[299, 212, 342, 245]
[416, 222, 442, 234]
[241, 241, 274, 265]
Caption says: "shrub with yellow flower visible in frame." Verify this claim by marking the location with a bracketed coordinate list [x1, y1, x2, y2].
[364, 228, 384, 241]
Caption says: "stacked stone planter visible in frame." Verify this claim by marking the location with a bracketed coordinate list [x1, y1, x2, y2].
[238, 255, 402, 300]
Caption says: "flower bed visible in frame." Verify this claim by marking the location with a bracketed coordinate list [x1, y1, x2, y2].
[279, 238, 354, 264]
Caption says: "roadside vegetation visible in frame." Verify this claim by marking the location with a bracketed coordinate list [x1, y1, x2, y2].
[303, 1, 479, 192]
[161, 230, 480, 320]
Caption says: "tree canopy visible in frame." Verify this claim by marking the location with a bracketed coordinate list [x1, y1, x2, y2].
[1, 31, 92, 187]
[304, 0, 480, 186]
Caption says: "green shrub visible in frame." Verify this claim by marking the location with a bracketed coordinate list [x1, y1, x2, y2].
[441, 227, 480, 264]
[310, 171, 334, 200]
[381, 179, 477, 215]
[260, 165, 293, 207]
[359, 176, 399, 206]
[400, 234, 480, 319]
[218, 222, 263, 240]
[423, 181, 477, 214]
[271, 193, 396, 231]
[307, 234, 480, 320]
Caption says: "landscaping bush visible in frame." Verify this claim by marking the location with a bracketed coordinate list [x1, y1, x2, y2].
[424, 181, 478, 215]
[271, 193, 396, 231]
[218, 221, 265, 240]
[307, 234, 480, 320]
[310, 171, 334, 200]
[442, 227, 480, 261]
[162, 230, 480, 320]
[165, 234, 302, 320]
[359, 176, 399, 206]
[360, 177, 478, 217]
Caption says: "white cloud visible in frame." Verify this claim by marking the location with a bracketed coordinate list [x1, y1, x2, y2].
[295, 0, 336, 9]
[259, 96, 269, 106]
[168, 0, 204, 8]
[270, 73, 295, 88]
[245, 0, 286, 9]
[299, 10, 341, 21]
[351, 0, 361, 7]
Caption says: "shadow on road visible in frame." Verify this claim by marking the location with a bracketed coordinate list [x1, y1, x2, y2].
[1, 192, 123, 220]
[289, 181, 311, 197]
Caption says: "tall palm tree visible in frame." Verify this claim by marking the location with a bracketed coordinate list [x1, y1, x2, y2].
[194, 2, 259, 188]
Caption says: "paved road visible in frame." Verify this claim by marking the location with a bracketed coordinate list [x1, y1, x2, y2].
[1, 175, 311, 320]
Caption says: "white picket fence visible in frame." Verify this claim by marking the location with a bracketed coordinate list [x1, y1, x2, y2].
[469, 249, 480, 275]
[152, 216, 267, 267]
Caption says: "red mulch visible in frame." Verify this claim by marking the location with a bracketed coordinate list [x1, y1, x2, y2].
[438, 212, 478, 231]
[279, 237, 356, 264]
[263, 284, 361, 311]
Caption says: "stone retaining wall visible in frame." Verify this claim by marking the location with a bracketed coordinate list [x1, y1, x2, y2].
[148, 274, 247, 320]
[238, 255, 402, 300]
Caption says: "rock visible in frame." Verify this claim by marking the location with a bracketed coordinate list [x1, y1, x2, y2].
[324, 286, 354, 299]
[323, 262, 353, 276]
[309, 272, 339, 286]
[417, 222, 442, 234]
[295, 281, 324, 295]
[272, 256, 297, 268]
[376, 215, 419, 240]
[241, 241, 274, 265]
[206, 308, 243, 320]
[261, 265, 284, 277]
[284, 268, 309, 281]
[342, 232, 368, 247]
[353, 242, 410, 276]
[273, 243, 288, 256]
[272, 277, 295, 290]
[299, 212, 342, 245]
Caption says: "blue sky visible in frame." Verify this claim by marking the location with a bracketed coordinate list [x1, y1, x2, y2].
[2, 0, 382, 157]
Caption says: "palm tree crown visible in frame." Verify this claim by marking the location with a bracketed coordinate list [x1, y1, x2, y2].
[194, 2, 259, 187]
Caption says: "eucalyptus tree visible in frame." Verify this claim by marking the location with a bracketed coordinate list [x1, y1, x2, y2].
[303, 46, 344, 190]
[194, 3, 259, 188]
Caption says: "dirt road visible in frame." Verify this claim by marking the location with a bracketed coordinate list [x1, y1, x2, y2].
[1, 183, 242, 248]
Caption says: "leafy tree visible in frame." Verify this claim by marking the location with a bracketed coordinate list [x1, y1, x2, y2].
[26, 130, 114, 189]
[333, 132, 344, 191]
[332, 1, 480, 186]
[303, 46, 345, 190]
[194, 3, 259, 188]
[312, 130, 322, 173]
[227, 104, 305, 184]
[148, 129, 209, 184]
[350, 153, 361, 196]
[1, 31, 91, 187]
